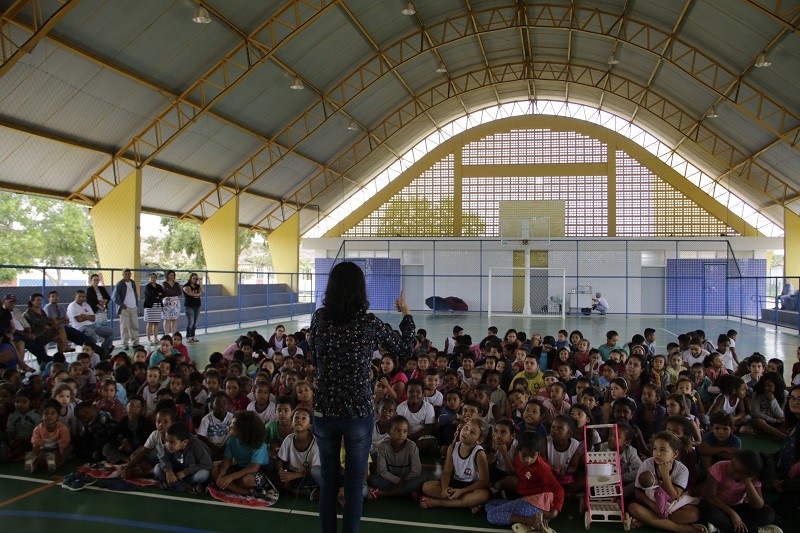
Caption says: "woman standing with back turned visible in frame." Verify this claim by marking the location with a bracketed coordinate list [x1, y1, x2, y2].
[309, 261, 415, 533]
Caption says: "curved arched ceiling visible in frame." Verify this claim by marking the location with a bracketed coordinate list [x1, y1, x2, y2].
[0, 0, 798, 237]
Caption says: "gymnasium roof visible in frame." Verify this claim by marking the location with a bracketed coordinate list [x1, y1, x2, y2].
[0, 0, 798, 236]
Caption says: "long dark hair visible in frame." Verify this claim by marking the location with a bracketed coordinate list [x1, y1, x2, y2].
[753, 371, 786, 405]
[322, 261, 368, 322]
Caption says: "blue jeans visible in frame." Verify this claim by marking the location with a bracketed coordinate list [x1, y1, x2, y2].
[185, 306, 200, 338]
[153, 464, 210, 491]
[313, 413, 373, 533]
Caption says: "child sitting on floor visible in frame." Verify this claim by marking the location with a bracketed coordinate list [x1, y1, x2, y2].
[211, 411, 271, 496]
[484, 431, 563, 533]
[420, 417, 491, 512]
[368, 415, 426, 499]
[272, 407, 322, 499]
[155, 421, 213, 493]
[699, 411, 742, 471]
[26, 399, 70, 473]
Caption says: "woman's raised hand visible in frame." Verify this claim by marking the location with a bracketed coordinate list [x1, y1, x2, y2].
[395, 291, 410, 315]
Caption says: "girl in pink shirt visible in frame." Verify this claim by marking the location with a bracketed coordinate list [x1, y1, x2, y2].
[699, 449, 778, 533]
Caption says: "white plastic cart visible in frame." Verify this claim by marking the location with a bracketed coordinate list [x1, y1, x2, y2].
[582, 423, 626, 530]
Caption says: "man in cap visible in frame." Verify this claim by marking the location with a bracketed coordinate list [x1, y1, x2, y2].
[113, 268, 140, 350]
[1, 293, 50, 367]
[592, 292, 609, 315]
[67, 290, 114, 356]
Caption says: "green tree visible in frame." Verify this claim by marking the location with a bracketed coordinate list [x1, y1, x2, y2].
[144, 217, 258, 272]
[0, 192, 97, 283]
[374, 196, 485, 237]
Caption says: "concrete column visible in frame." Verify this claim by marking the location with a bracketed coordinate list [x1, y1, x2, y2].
[200, 197, 239, 296]
[90, 168, 141, 280]
[785, 208, 800, 283]
[268, 211, 300, 292]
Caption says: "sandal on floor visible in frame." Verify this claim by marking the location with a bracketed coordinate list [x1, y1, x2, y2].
[367, 487, 380, 500]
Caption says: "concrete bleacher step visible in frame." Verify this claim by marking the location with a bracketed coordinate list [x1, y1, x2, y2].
[760, 308, 800, 329]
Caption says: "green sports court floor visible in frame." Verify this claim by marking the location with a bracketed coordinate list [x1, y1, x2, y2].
[3, 312, 797, 532]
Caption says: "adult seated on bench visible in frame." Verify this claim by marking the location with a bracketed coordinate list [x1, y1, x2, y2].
[779, 279, 795, 311]
[592, 292, 608, 315]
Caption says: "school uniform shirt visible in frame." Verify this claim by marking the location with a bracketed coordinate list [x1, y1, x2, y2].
[682, 349, 709, 368]
[545, 436, 580, 471]
[374, 438, 423, 485]
[31, 422, 71, 451]
[159, 435, 213, 476]
[452, 442, 484, 483]
[138, 384, 161, 415]
[634, 457, 689, 492]
[6, 410, 40, 442]
[489, 387, 507, 416]
[144, 429, 167, 456]
[494, 439, 518, 473]
[278, 434, 320, 471]
[197, 411, 234, 447]
[371, 421, 390, 452]
[514, 453, 565, 512]
[423, 389, 443, 408]
[396, 401, 435, 434]
[246, 401, 277, 424]
[281, 346, 304, 358]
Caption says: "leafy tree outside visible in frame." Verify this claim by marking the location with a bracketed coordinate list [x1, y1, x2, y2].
[0, 192, 97, 283]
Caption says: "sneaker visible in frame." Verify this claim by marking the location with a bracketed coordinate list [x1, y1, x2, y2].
[46, 452, 57, 473]
[309, 487, 320, 501]
[758, 527, 783, 533]
[61, 477, 85, 491]
[76, 472, 97, 486]
[24, 452, 35, 474]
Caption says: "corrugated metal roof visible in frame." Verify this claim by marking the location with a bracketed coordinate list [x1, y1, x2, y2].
[0, 0, 796, 236]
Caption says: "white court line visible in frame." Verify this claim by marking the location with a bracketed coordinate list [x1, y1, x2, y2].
[0, 474, 506, 532]
[658, 327, 679, 337]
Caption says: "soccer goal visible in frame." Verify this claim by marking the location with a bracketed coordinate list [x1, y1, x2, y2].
[488, 267, 566, 319]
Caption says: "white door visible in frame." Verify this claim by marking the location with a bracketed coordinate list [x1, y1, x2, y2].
[641, 267, 665, 314]
[402, 265, 424, 312]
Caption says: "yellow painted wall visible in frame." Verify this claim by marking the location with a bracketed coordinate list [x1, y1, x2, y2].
[511, 250, 549, 312]
[785, 208, 800, 283]
[90, 168, 141, 282]
[268, 211, 300, 292]
[326, 116, 760, 238]
[200, 197, 239, 296]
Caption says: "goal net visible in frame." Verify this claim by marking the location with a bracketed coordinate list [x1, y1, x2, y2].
[488, 267, 566, 318]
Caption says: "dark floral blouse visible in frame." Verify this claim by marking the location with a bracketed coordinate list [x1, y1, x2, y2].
[309, 309, 415, 419]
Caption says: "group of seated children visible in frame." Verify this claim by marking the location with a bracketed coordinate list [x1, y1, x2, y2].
[0, 323, 796, 533]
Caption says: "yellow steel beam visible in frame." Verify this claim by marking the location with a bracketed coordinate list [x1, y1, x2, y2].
[274, 61, 794, 232]
[4, 16, 335, 176]
[464, 0, 501, 106]
[745, 0, 800, 34]
[0, 0, 79, 78]
[0, 117, 289, 208]
[69, 0, 336, 202]
[222, 3, 799, 231]
[323, 116, 759, 237]
[674, 7, 800, 157]
[629, 0, 694, 123]
[461, 162, 608, 177]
